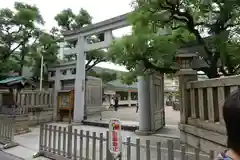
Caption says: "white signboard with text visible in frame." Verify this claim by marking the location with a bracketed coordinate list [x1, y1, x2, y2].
[109, 119, 122, 155]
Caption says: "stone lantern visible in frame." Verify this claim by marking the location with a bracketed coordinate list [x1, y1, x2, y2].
[176, 50, 198, 124]
[176, 51, 198, 70]
[176, 47, 209, 71]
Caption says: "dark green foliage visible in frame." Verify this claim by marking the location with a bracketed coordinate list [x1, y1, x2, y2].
[0, 2, 59, 79]
[125, 0, 240, 78]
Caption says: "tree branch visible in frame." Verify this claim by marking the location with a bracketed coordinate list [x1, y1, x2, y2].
[85, 59, 92, 69]
[224, 22, 240, 29]
[85, 58, 106, 72]
[139, 56, 176, 74]
[176, 9, 214, 65]
[233, 65, 240, 74]
[220, 66, 229, 76]
[171, 25, 185, 30]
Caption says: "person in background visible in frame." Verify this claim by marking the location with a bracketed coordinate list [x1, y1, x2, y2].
[114, 97, 119, 111]
[136, 102, 139, 113]
[110, 97, 114, 108]
[217, 89, 240, 160]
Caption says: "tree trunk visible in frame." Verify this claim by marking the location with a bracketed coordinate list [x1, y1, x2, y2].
[19, 47, 27, 76]
[204, 66, 220, 78]
[19, 56, 24, 76]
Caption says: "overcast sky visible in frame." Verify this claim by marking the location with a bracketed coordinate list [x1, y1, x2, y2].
[1, 0, 133, 71]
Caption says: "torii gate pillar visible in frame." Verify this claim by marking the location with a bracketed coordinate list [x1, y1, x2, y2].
[136, 73, 165, 135]
[73, 36, 86, 123]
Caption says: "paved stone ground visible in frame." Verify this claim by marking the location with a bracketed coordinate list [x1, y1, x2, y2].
[102, 106, 180, 126]
[0, 150, 24, 160]
[0, 107, 193, 159]
[88, 106, 181, 137]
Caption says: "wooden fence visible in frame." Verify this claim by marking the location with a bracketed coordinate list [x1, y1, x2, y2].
[34, 124, 215, 160]
[179, 75, 240, 153]
[0, 115, 18, 149]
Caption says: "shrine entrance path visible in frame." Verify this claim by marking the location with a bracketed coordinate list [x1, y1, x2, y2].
[87, 106, 180, 138]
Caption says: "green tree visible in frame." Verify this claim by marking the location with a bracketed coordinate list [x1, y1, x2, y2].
[99, 72, 117, 83]
[107, 24, 192, 83]
[0, 2, 44, 75]
[128, 0, 240, 78]
[108, 32, 179, 72]
[119, 72, 137, 85]
[55, 8, 107, 71]
[87, 69, 117, 83]
[30, 29, 61, 80]
[55, 8, 92, 30]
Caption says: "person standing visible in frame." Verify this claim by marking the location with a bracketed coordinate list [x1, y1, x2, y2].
[136, 102, 139, 113]
[114, 97, 119, 111]
[110, 97, 114, 108]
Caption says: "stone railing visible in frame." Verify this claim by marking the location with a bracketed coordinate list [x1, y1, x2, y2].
[0, 90, 54, 129]
[0, 90, 53, 109]
[0, 105, 28, 115]
[16, 90, 53, 109]
[179, 75, 240, 153]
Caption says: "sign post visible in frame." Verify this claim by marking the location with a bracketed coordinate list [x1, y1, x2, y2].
[109, 119, 122, 160]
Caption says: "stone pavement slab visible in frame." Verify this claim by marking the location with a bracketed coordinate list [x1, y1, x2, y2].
[83, 119, 139, 131]
[1, 128, 50, 160]
[98, 106, 180, 126]
[153, 125, 180, 139]
[3, 145, 37, 159]
[2, 145, 49, 160]
[0, 150, 24, 160]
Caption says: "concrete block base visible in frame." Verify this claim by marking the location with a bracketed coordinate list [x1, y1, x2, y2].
[71, 121, 83, 126]
[0, 139, 19, 149]
[179, 123, 226, 154]
[135, 130, 154, 136]
[33, 151, 43, 158]
[83, 120, 138, 131]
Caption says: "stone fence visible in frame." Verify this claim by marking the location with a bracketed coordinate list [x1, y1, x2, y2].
[0, 90, 54, 134]
[179, 74, 240, 153]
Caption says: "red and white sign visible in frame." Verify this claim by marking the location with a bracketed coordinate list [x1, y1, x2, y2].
[109, 119, 122, 154]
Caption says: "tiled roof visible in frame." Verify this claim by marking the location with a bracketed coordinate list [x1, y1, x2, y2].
[105, 79, 178, 92]
[106, 79, 137, 89]
[0, 76, 35, 88]
[0, 76, 26, 84]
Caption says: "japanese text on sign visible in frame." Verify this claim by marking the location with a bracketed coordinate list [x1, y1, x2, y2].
[109, 119, 122, 154]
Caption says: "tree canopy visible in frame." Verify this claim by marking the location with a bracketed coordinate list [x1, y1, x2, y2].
[0, 2, 43, 74]
[108, 12, 194, 83]
[55, 8, 92, 31]
[108, 0, 240, 79]
[0, 3, 111, 82]
[87, 69, 117, 83]
[30, 29, 61, 80]
[0, 2, 60, 80]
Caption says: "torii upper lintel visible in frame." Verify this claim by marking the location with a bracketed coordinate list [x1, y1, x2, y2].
[62, 12, 132, 41]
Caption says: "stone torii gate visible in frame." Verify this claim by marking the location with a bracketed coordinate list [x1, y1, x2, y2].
[62, 12, 165, 134]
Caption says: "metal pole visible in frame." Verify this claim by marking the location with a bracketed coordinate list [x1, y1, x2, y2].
[40, 55, 44, 91]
